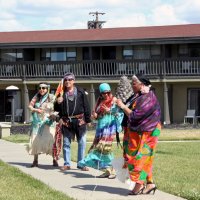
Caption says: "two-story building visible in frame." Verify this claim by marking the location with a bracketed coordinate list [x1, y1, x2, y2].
[0, 24, 200, 124]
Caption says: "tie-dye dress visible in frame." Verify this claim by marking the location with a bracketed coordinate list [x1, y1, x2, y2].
[78, 98, 123, 170]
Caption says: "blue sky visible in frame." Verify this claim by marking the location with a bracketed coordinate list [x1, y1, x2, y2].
[0, 0, 200, 32]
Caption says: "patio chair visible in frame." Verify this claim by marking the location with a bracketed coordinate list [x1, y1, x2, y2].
[183, 109, 196, 124]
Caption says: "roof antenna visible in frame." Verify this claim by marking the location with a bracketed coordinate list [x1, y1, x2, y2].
[88, 11, 106, 29]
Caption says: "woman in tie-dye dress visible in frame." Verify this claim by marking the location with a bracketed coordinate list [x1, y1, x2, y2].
[117, 75, 161, 195]
[78, 83, 123, 178]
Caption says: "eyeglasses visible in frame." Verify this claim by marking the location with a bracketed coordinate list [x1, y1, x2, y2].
[39, 87, 47, 90]
[102, 92, 110, 95]
[65, 79, 74, 82]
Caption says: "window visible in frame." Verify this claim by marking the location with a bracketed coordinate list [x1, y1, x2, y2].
[150, 45, 161, 58]
[134, 45, 150, 59]
[189, 44, 200, 57]
[51, 48, 66, 61]
[178, 44, 189, 57]
[66, 47, 76, 61]
[123, 46, 133, 59]
[1, 49, 23, 62]
[40, 48, 76, 61]
[41, 48, 51, 61]
[188, 88, 200, 116]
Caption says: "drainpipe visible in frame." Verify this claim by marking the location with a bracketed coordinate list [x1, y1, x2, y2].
[163, 81, 171, 124]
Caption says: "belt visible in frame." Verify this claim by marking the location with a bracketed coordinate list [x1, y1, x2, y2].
[68, 113, 84, 119]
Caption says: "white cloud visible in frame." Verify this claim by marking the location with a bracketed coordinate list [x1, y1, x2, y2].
[151, 4, 186, 25]
[0, 0, 199, 31]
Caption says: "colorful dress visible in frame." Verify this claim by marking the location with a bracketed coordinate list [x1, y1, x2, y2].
[27, 93, 56, 155]
[124, 91, 161, 184]
[78, 96, 123, 170]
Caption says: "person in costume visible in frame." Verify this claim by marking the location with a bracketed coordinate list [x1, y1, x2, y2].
[27, 82, 58, 167]
[54, 72, 91, 171]
[116, 75, 161, 195]
[78, 83, 124, 179]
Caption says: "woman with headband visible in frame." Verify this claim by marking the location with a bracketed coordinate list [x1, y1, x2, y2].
[27, 82, 58, 167]
[117, 75, 161, 195]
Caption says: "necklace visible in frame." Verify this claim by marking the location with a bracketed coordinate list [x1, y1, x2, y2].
[66, 88, 77, 120]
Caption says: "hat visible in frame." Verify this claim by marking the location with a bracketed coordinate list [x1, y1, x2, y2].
[99, 83, 111, 93]
[63, 72, 75, 81]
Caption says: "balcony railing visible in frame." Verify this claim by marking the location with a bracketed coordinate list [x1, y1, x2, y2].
[0, 58, 200, 80]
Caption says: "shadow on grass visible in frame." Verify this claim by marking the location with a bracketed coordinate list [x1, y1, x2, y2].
[156, 150, 173, 155]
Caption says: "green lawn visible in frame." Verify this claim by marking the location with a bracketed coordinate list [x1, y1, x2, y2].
[0, 161, 74, 200]
[155, 142, 200, 200]
[2, 128, 200, 200]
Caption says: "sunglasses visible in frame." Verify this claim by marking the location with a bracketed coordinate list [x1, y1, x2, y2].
[102, 92, 110, 95]
[39, 87, 47, 90]
[65, 78, 74, 82]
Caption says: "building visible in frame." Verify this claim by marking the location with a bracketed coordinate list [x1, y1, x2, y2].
[0, 24, 200, 124]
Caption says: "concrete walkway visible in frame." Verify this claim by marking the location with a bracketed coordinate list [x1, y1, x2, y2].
[0, 139, 185, 200]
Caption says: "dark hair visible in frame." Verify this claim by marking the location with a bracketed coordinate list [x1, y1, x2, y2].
[135, 74, 151, 86]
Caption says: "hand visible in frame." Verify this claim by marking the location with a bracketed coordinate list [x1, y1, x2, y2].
[37, 108, 43, 114]
[48, 114, 57, 121]
[116, 99, 124, 109]
[91, 111, 97, 119]
[59, 118, 63, 126]
[57, 97, 63, 104]
[87, 123, 92, 127]
[102, 104, 110, 112]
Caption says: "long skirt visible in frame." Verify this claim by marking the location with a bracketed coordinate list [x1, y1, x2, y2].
[27, 123, 56, 156]
[124, 123, 161, 184]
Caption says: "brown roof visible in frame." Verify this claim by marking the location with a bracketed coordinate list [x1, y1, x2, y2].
[0, 24, 200, 44]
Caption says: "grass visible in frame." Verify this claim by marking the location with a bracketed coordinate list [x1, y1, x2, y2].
[4, 128, 200, 144]
[0, 160, 74, 200]
[2, 128, 200, 200]
[154, 142, 200, 200]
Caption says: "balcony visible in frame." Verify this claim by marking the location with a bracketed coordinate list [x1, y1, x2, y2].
[0, 58, 200, 81]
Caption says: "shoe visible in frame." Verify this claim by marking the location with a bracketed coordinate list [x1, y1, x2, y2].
[108, 174, 116, 179]
[143, 184, 157, 195]
[77, 166, 89, 171]
[31, 160, 38, 167]
[60, 166, 71, 171]
[97, 172, 110, 178]
[53, 159, 59, 167]
[128, 185, 145, 195]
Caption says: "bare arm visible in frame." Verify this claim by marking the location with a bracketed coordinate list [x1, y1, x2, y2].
[116, 99, 132, 116]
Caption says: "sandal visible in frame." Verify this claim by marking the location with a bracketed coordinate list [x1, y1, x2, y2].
[77, 166, 89, 171]
[98, 172, 110, 178]
[143, 183, 157, 195]
[128, 184, 145, 195]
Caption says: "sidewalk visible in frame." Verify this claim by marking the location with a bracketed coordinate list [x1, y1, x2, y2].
[0, 139, 185, 200]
